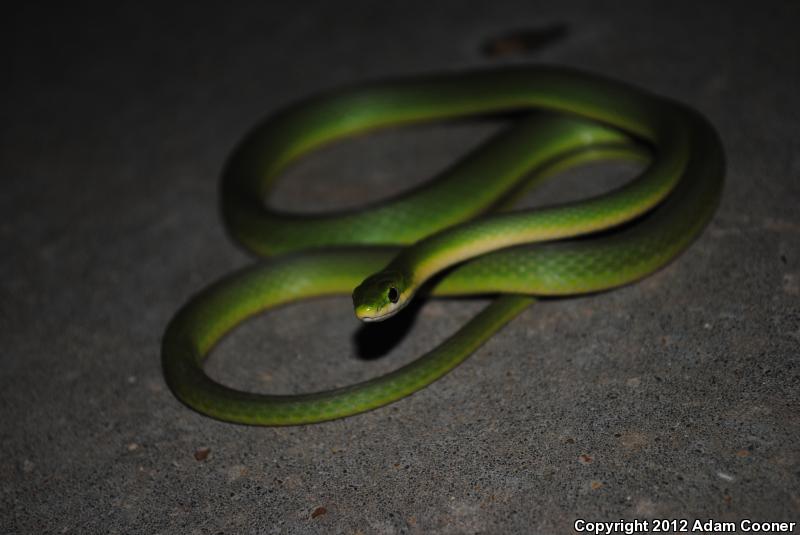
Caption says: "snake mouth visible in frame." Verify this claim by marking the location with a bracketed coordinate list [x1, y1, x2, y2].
[355, 301, 403, 322]
[357, 306, 401, 323]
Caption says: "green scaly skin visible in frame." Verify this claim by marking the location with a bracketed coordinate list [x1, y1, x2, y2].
[162, 67, 724, 425]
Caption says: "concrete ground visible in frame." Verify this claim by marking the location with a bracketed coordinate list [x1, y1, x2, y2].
[2, 2, 798, 533]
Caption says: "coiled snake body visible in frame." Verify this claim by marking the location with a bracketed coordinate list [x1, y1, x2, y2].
[162, 67, 724, 425]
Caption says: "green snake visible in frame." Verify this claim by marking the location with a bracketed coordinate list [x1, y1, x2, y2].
[162, 67, 724, 425]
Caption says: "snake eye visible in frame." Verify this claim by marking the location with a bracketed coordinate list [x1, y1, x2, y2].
[387, 287, 399, 304]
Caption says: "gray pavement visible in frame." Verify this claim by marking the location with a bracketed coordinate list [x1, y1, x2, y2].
[1, 2, 798, 533]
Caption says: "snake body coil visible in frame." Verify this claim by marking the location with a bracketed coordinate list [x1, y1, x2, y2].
[162, 67, 724, 425]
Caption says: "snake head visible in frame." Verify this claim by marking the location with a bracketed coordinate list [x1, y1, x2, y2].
[352, 269, 409, 322]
